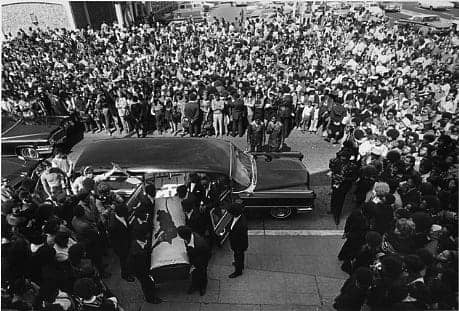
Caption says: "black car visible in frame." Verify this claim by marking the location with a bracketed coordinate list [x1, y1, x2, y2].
[2, 114, 84, 159]
[74, 137, 316, 220]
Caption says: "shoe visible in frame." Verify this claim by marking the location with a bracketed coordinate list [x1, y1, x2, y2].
[146, 296, 162, 304]
[200, 289, 206, 296]
[122, 275, 135, 282]
[228, 272, 242, 278]
[187, 286, 196, 294]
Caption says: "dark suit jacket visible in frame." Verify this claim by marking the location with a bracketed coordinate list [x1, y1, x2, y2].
[231, 98, 245, 120]
[187, 233, 211, 268]
[108, 214, 131, 255]
[229, 215, 248, 252]
[184, 101, 200, 123]
[186, 209, 207, 235]
[187, 182, 205, 203]
[127, 240, 151, 277]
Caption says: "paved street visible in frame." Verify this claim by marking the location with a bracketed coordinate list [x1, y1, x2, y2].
[103, 235, 347, 311]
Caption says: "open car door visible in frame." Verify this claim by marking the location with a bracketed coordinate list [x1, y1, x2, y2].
[104, 169, 143, 198]
[125, 182, 146, 215]
[210, 186, 234, 245]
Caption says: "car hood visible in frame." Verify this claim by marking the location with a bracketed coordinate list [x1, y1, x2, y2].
[2, 120, 55, 141]
[254, 157, 309, 191]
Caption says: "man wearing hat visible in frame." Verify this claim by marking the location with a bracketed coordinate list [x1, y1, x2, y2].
[227, 202, 248, 278]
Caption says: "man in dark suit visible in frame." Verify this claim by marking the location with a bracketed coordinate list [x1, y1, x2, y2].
[182, 196, 206, 236]
[230, 93, 246, 137]
[184, 92, 201, 137]
[228, 202, 248, 278]
[177, 226, 211, 296]
[278, 91, 294, 139]
[108, 204, 134, 282]
[71, 204, 109, 278]
[127, 228, 162, 304]
[187, 173, 205, 202]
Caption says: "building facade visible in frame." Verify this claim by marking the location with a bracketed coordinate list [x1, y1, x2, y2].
[2, 1, 177, 37]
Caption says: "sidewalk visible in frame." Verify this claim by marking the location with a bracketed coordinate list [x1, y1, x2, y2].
[104, 235, 347, 311]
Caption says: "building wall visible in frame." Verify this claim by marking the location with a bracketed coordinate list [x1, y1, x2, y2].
[2, 1, 72, 36]
[70, 2, 90, 29]
[86, 1, 117, 29]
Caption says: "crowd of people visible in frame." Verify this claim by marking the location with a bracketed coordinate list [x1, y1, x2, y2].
[1, 147, 247, 309]
[3, 5, 457, 151]
[1, 2, 458, 311]
[330, 107, 458, 308]
[1, 148, 163, 310]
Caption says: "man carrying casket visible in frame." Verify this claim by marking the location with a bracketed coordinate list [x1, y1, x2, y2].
[177, 226, 211, 296]
[127, 228, 162, 304]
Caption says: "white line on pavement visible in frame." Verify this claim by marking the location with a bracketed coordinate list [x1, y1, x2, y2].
[248, 230, 343, 236]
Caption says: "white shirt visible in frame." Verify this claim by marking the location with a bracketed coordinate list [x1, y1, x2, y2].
[115, 214, 127, 228]
[190, 182, 196, 193]
[231, 215, 241, 231]
[188, 233, 195, 248]
[137, 240, 147, 249]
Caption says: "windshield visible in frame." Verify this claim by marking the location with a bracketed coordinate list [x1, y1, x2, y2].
[425, 16, 439, 22]
[232, 147, 253, 189]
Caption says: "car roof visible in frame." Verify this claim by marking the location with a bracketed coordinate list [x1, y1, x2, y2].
[75, 137, 233, 175]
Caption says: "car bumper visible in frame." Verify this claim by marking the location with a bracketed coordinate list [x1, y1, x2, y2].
[36, 145, 54, 155]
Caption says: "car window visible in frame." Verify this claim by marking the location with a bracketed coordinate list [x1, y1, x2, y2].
[426, 17, 439, 22]
[231, 147, 252, 190]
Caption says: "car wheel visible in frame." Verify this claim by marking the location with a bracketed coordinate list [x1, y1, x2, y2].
[20, 147, 39, 159]
[270, 206, 294, 219]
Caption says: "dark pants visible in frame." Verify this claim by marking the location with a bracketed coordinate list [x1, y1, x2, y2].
[280, 117, 292, 139]
[135, 273, 156, 299]
[155, 114, 164, 134]
[191, 265, 208, 292]
[114, 248, 130, 278]
[232, 117, 245, 137]
[189, 121, 200, 137]
[331, 182, 352, 223]
[233, 250, 245, 273]
[249, 141, 263, 152]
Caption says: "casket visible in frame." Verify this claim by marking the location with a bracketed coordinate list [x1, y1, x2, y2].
[149, 174, 190, 283]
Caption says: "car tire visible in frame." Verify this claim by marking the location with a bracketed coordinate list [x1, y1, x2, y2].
[270, 206, 294, 219]
[19, 147, 39, 159]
